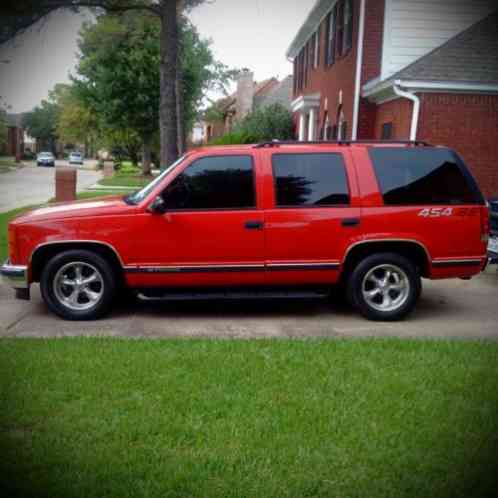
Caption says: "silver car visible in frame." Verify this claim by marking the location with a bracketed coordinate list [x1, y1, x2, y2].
[37, 152, 55, 167]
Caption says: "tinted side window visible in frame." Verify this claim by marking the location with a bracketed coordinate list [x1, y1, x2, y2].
[369, 148, 481, 205]
[161, 155, 255, 210]
[272, 153, 350, 207]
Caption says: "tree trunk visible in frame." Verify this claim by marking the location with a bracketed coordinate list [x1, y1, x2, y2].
[176, 77, 186, 155]
[142, 137, 152, 176]
[159, 0, 180, 170]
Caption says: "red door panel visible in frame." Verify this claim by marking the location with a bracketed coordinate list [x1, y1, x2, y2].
[261, 148, 362, 285]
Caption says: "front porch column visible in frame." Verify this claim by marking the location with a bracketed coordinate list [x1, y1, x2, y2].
[308, 108, 316, 141]
[298, 112, 306, 141]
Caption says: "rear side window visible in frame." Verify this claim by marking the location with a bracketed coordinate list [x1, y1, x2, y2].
[161, 155, 255, 210]
[369, 148, 482, 205]
[272, 153, 350, 207]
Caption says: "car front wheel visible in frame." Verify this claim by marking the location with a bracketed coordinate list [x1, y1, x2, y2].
[347, 253, 421, 321]
[40, 250, 117, 320]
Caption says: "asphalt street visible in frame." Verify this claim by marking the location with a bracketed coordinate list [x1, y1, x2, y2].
[0, 161, 101, 212]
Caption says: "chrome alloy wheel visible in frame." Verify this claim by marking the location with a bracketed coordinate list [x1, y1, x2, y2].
[361, 264, 410, 313]
[53, 262, 104, 311]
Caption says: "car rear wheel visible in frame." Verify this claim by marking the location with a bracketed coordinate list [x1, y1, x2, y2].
[40, 250, 117, 320]
[347, 253, 421, 321]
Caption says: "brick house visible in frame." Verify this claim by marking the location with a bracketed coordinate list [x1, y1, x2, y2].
[5, 113, 25, 161]
[204, 70, 293, 143]
[287, 0, 498, 196]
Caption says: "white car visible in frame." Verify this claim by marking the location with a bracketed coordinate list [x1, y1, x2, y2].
[69, 152, 84, 165]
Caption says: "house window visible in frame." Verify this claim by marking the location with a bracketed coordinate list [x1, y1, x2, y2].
[303, 43, 309, 87]
[336, 1, 344, 56]
[381, 122, 394, 140]
[342, 0, 353, 55]
[325, 8, 337, 66]
[310, 34, 316, 71]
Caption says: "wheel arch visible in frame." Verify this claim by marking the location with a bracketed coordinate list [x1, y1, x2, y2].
[341, 239, 431, 280]
[30, 241, 124, 283]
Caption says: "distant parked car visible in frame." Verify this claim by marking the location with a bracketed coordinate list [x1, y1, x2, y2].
[69, 152, 84, 165]
[36, 152, 55, 167]
[488, 198, 498, 263]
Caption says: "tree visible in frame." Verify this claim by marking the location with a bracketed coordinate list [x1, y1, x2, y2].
[210, 104, 295, 145]
[23, 99, 59, 153]
[74, 11, 235, 173]
[74, 13, 160, 174]
[1, 0, 206, 169]
[56, 87, 99, 156]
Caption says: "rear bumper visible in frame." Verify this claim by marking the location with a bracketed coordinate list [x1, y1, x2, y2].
[0, 260, 29, 289]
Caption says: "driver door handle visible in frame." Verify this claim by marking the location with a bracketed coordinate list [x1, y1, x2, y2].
[245, 221, 264, 230]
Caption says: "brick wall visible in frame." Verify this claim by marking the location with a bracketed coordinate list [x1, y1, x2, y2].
[418, 93, 498, 198]
[373, 98, 413, 139]
[361, 0, 385, 85]
[292, 0, 385, 139]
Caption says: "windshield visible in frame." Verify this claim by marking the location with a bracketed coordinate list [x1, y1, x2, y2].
[39, 152, 53, 158]
[124, 155, 187, 205]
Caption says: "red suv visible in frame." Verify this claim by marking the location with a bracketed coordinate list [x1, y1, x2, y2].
[1, 141, 489, 321]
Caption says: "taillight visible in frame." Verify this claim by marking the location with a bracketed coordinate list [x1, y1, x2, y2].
[481, 203, 490, 243]
[7, 225, 17, 262]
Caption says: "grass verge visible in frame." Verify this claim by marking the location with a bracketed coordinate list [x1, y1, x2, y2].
[98, 163, 154, 188]
[1, 338, 497, 498]
[0, 156, 18, 173]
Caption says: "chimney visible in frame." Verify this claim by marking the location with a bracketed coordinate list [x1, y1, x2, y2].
[236, 69, 254, 122]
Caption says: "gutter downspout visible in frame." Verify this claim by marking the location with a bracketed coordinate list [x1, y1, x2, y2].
[352, 0, 366, 140]
[393, 80, 421, 141]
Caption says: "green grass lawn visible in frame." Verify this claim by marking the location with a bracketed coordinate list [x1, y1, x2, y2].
[0, 156, 18, 173]
[1, 338, 497, 498]
[98, 163, 154, 188]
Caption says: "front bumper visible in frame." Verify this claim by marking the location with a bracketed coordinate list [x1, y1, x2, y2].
[0, 260, 29, 289]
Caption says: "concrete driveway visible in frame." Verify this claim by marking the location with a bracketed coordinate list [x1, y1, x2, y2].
[0, 163, 101, 212]
[1, 266, 497, 340]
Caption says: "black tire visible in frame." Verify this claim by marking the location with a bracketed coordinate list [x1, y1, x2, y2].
[40, 250, 117, 320]
[346, 252, 421, 321]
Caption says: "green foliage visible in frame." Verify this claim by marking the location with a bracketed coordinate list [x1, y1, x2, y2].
[22, 99, 58, 148]
[73, 12, 233, 155]
[210, 130, 258, 146]
[56, 85, 98, 147]
[74, 13, 160, 145]
[211, 104, 295, 145]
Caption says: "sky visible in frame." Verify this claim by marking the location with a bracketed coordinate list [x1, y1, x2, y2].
[0, 0, 315, 114]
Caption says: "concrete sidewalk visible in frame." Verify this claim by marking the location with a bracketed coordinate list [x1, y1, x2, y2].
[1, 267, 497, 340]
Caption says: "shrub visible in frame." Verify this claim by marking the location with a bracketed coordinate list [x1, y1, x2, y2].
[209, 103, 295, 146]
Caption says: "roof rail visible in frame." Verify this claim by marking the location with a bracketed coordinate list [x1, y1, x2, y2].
[253, 139, 432, 148]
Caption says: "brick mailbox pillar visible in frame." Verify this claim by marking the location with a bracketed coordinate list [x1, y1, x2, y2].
[55, 167, 77, 202]
[103, 161, 114, 178]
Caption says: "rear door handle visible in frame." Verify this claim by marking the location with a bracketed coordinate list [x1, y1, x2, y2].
[245, 221, 264, 230]
[342, 218, 360, 227]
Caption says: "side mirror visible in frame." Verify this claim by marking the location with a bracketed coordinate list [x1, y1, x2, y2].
[147, 196, 167, 214]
